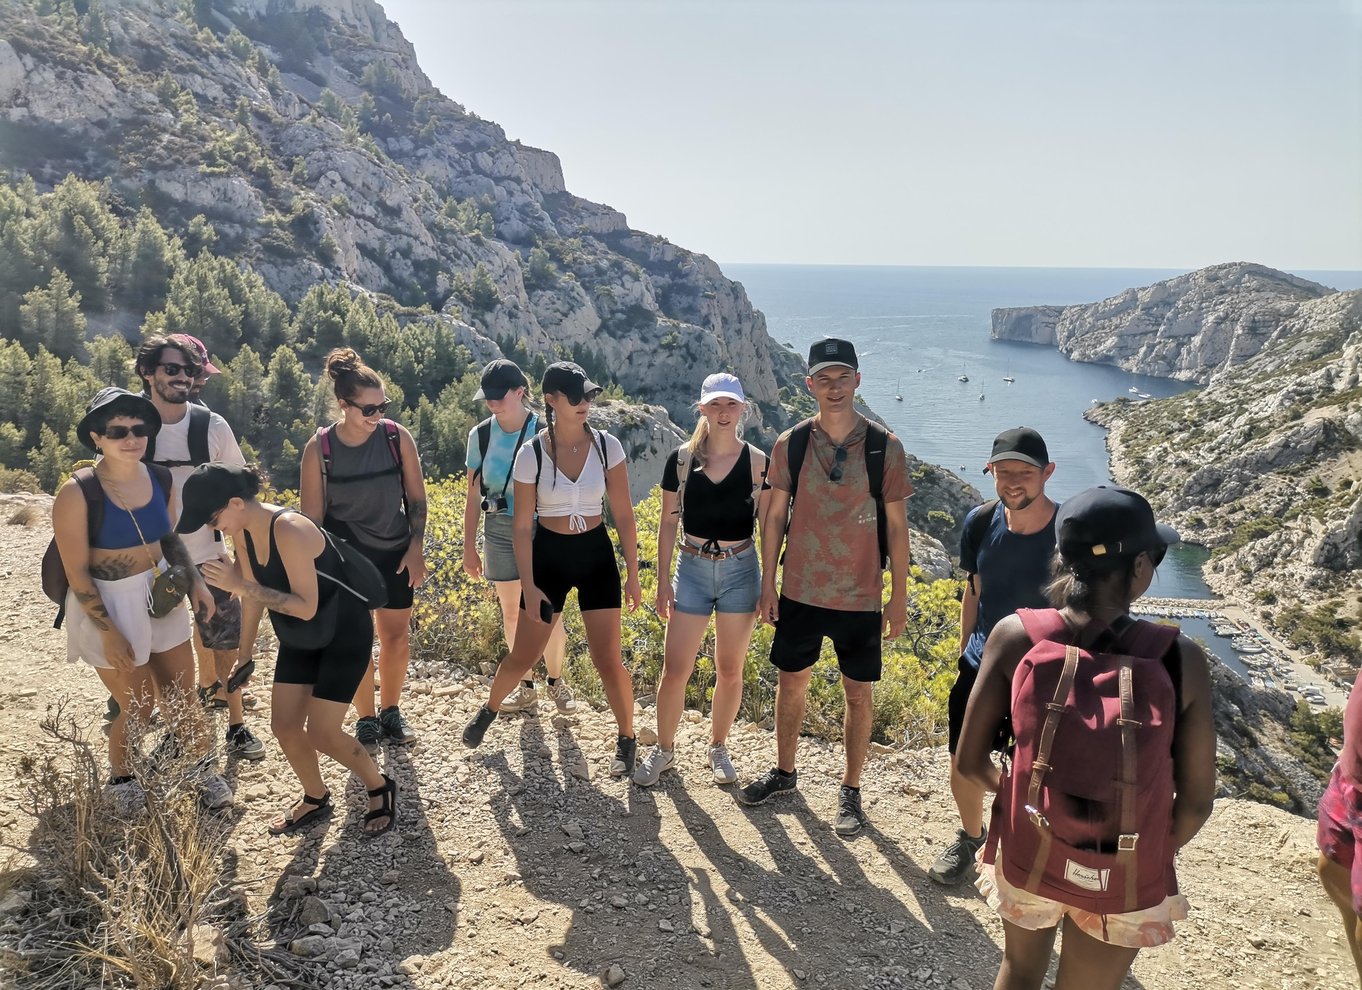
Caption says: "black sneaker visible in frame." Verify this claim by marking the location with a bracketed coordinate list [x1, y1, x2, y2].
[379, 706, 417, 746]
[928, 827, 988, 885]
[462, 705, 497, 748]
[735, 767, 798, 806]
[225, 723, 266, 761]
[610, 735, 637, 777]
[834, 785, 867, 837]
[356, 716, 382, 756]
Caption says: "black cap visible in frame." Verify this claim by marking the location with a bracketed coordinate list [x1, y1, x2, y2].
[76, 387, 161, 452]
[176, 463, 254, 534]
[987, 427, 1051, 471]
[541, 361, 602, 403]
[474, 359, 528, 401]
[1056, 486, 1180, 562]
[807, 337, 858, 375]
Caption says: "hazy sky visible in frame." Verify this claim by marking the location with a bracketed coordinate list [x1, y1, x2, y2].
[380, 0, 1361, 270]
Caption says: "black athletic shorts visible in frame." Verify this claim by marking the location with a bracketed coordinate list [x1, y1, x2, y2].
[525, 524, 622, 614]
[352, 539, 415, 611]
[947, 655, 1012, 755]
[275, 603, 374, 704]
[769, 595, 882, 683]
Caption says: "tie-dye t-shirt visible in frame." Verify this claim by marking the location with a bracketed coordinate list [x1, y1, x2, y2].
[768, 416, 913, 613]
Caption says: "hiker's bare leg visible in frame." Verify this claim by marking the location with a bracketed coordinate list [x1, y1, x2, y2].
[994, 918, 1057, 990]
[1052, 915, 1140, 990]
[842, 675, 873, 788]
[1319, 853, 1362, 982]
[96, 665, 156, 777]
[775, 668, 811, 773]
[710, 610, 754, 746]
[374, 607, 412, 711]
[655, 610, 708, 749]
[951, 759, 988, 836]
[581, 607, 634, 737]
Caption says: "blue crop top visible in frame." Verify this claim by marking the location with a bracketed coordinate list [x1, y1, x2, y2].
[93, 469, 173, 550]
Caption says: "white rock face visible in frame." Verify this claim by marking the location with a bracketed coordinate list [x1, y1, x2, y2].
[993, 263, 1336, 383]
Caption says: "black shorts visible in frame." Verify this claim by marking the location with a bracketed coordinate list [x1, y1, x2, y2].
[769, 596, 882, 683]
[352, 539, 415, 611]
[947, 656, 1011, 755]
[527, 525, 621, 614]
[274, 602, 374, 703]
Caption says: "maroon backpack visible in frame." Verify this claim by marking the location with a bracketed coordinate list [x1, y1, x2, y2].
[981, 607, 1181, 914]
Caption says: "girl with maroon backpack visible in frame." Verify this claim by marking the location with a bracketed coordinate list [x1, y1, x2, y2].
[957, 486, 1217, 990]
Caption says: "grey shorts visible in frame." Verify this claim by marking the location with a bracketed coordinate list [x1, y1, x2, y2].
[483, 512, 519, 582]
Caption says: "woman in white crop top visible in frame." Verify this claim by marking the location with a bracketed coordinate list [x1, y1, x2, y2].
[462, 361, 642, 776]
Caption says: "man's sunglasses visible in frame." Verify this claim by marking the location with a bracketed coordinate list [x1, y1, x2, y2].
[346, 399, 391, 417]
[829, 445, 849, 482]
[158, 361, 202, 378]
[103, 424, 151, 440]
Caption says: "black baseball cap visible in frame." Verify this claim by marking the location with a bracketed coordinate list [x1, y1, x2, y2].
[807, 337, 858, 375]
[176, 463, 255, 534]
[1056, 486, 1180, 562]
[541, 361, 602, 403]
[474, 359, 528, 401]
[76, 387, 161, 452]
[987, 427, 1051, 472]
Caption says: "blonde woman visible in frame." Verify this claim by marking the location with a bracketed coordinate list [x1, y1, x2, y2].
[635, 373, 769, 786]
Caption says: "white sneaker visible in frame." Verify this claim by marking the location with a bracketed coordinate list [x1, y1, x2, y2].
[633, 745, 675, 786]
[708, 744, 738, 785]
[545, 679, 577, 713]
[196, 771, 234, 810]
[500, 683, 539, 713]
[105, 776, 146, 814]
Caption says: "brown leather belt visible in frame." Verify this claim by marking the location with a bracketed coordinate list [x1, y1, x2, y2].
[678, 538, 752, 560]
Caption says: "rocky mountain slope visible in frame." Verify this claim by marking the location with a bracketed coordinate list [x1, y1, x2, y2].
[992, 263, 1337, 383]
[0, 507, 1353, 990]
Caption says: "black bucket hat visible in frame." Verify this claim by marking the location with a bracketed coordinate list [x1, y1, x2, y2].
[76, 387, 161, 452]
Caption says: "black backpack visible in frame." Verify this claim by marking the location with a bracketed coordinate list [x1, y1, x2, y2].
[143, 403, 211, 468]
[962, 498, 1001, 593]
[785, 418, 891, 569]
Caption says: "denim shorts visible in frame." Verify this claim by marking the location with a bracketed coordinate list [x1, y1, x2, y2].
[672, 544, 761, 616]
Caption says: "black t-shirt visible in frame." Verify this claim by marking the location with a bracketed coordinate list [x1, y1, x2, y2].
[661, 445, 761, 542]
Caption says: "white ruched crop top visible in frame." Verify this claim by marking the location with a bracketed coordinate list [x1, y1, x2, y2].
[512, 428, 626, 532]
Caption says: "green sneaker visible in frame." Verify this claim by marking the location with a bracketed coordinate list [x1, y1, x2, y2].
[356, 716, 382, 756]
[379, 706, 417, 746]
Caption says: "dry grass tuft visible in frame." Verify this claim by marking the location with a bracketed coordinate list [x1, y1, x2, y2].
[6, 505, 42, 527]
[0, 699, 318, 989]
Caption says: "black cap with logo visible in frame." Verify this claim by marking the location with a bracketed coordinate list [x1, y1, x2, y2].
[806, 337, 859, 375]
[541, 361, 602, 403]
[1056, 486, 1180, 563]
[474, 359, 529, 401]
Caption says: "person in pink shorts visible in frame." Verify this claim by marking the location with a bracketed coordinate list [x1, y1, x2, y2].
[1318, 667, 1362, 983]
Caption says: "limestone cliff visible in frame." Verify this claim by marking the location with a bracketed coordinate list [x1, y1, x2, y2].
[993, 263, 1337, 383]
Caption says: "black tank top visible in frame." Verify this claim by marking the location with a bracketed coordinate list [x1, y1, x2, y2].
[242, 509, 341, 609]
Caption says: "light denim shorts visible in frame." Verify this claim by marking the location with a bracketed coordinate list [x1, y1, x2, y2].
[483, 511, 518, 582]
[672, 543, 761, 616]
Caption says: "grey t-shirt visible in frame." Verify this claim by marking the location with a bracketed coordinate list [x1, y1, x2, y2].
[322, 423, 409, 551]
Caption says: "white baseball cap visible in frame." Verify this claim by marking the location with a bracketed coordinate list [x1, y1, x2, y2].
[699, 372, 746, 404]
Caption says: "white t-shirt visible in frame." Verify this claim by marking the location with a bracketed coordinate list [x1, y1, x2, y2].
[156, 405, 247, 564]
[512, 429, 625, 532]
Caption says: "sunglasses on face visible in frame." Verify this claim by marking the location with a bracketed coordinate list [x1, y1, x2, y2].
[158, 361, 201, 378]
[564, 389, 602, 407]
[103, 424, 151, 440]
[347, 399, 391, 417]
[829, 445, 849, 483]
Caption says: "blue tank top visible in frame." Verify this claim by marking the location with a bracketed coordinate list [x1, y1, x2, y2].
[93, 468, 172, 550]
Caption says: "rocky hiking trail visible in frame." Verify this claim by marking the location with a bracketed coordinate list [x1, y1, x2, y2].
[0, 498, 1353, 989]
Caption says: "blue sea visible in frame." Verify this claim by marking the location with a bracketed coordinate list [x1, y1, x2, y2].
[726, 264, 1362, 609]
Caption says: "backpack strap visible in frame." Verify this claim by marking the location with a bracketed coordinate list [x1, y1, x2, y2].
[784, 419, 814, 500]
[1023, 643, 1081, 894]
[746, 442, 768, 529]
[73, 467, 104, 545]
[473, 417, 494, 497]
[1116, 618, 1181, 659]
[864, 420, 889, 569]
[1116, 655, 1141, 912]
[381, 418, 409, 519]
[1017, 607, 1071, 646]
[592, 427, 608, 470]
[147, 463, 173, 507]
[143, 404, 213, 468]
[317, 425, 334, 477]
[964, 499, 1001, 594]
[532, 434, 544, 487]
[674, 442, 693, 528]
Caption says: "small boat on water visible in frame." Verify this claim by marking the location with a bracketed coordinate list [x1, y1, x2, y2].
[958, 363, 969, 383]
[978, 393, 985, 402]
[894, 378, 902, 401]
[1234, 641, 1266, 655]
[1003, 375, 1015, 383]
[1128, 386, 1139, 393]
[1137, 392, 1152, 399]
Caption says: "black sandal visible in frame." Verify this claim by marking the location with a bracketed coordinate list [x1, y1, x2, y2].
[196, 681, 222, 709]
[362, 774, 398, 838]
[268, 791, 333, 836]
[227, 658, 256, 694]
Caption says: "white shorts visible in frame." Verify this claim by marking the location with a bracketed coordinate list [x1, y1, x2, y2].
[65, 563, 192, 670]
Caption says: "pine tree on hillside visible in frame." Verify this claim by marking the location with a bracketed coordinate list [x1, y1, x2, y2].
[19, 271, 86, 361]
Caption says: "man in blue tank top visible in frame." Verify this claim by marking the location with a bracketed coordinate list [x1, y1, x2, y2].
[930, 427, 1058, 885]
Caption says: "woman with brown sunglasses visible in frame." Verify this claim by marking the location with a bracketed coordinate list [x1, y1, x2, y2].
[300, 348, 428, 755]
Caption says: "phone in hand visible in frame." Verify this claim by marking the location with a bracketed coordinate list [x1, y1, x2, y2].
[539, 599, 554, 624]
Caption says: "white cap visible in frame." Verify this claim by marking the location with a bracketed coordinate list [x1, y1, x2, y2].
[699, 372, 746, 405]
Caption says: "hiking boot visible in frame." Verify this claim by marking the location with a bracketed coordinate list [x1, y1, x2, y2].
[633, 745, 675, 786]
[499, 683, 539, 713]
[356, 715, 382, 756]
[462, 705, 497, 748]
[196, 771, 234, 810]
[545, 679, 578, 713]
[379, 706, 417, 746]
[225, 723, 265, 761]
[736, 767, 798, 806]
[928, 827, 988, 885]
[708, 743, 738, 785]
[610, 735, 638, 777]
[834, 785, 867, 837]
[105, 776, 145, 814]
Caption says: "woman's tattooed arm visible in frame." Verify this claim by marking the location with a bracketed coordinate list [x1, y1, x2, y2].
[160, 533, 197, 575]
[73, 587, 112, 632]
[408, 497, 427, 545]
[236, 579, 309, 616]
